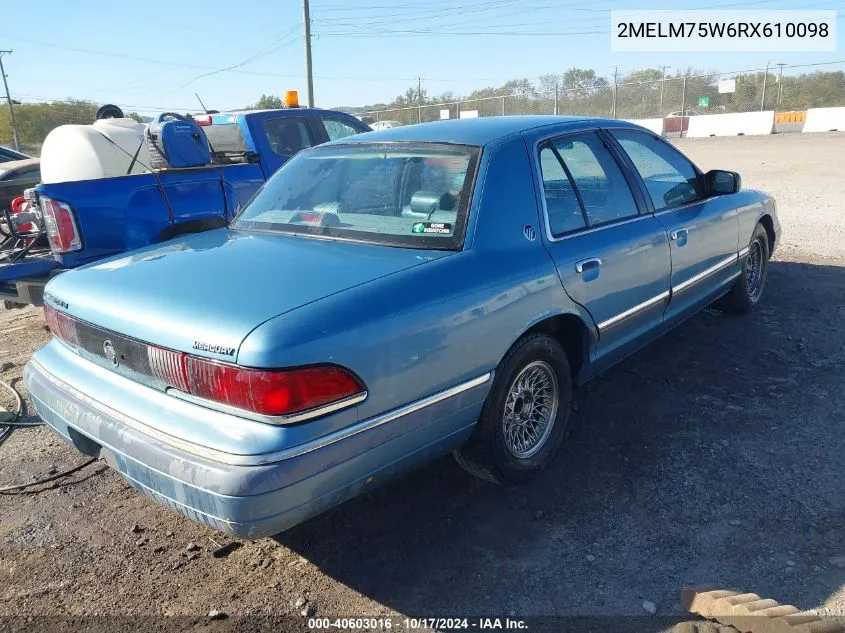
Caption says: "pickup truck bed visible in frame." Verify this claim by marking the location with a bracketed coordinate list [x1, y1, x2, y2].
[0, 107, 370, 306]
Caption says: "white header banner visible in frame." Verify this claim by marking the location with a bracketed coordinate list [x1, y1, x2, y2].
[611, 10, 836, 52]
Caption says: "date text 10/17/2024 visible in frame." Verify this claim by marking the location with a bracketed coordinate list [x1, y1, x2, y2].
[307, 617, 528, 630]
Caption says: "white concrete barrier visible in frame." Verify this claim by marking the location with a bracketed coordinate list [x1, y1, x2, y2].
[687, 111, 774, 137]
[803, 107, 845, 132]
[624, 118, 664, 135]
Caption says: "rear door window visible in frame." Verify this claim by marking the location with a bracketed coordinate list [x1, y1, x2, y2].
[538, 147, 587, 235]
[261, 117, 314, 157]
[539, 132, 640, 236]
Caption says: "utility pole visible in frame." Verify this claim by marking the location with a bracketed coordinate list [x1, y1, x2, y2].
[775, 63, 786, 111]
[417, 76, 422, 123]
[658, 65, 670, 117]
[0, 51, 19, 151]
[611, 66, 618, 119]
[302, 0, 314, 107]
[760, 60, 770, 111]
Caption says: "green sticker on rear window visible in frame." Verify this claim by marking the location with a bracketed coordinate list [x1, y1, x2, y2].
[411, 222, 452, 235]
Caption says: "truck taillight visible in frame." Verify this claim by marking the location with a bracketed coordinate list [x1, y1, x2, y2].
[43, 303, 79, 346]
[41, 197, 81, 253]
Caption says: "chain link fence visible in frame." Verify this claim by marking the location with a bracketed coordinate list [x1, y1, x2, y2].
[363, 61, 845, 127]
[2, 62, 844, 151]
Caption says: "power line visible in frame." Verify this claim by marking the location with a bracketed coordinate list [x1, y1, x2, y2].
[314, 0, 839, 36]
[157, 25, 302, 95]
[0, 34, 304, 79]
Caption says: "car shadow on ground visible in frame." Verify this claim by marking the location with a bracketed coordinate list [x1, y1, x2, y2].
[274, 260, 845, 626]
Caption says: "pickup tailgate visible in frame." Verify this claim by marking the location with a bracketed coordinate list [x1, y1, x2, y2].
[36, 164, 264, 268]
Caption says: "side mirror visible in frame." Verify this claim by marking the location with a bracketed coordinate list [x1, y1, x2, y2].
[706, 169, 741, 195]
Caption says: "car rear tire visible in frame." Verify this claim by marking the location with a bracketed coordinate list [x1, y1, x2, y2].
[717, 223, 769, 314]
[453, 333, 572, 484]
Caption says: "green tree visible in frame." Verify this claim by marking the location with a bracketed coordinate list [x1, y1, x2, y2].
[248, 94, 284, 110]
[561, 68, 609, 96]
[538, 73, 562, 94]
[392, 86, 427, 107]
[0, 99, 99, 154]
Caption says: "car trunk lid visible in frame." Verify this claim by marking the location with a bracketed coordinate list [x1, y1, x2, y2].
[43, 228, 450, 367]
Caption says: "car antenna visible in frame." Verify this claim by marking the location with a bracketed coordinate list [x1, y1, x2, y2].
[195, 92, 210, 114]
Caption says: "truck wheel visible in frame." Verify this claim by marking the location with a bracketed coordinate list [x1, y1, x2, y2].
[717, 223, 769, 314]
[453, 333, 571, 484]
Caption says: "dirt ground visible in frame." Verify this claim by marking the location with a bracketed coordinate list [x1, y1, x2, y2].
[1, 133, 843, 631]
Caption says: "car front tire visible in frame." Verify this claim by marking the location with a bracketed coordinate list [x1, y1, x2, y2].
[453, 333, 572, 484]
[718, 222, 770, 314]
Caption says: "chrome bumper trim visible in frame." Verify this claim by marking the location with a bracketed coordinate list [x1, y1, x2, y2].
[167, 387, 368, 425]
[28, 358, 491, 467]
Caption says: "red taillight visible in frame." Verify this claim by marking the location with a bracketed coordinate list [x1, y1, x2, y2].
[42, 305, 363, 420]
[43, 303, 79, 346]
[40, 197, 81, 253]
[180, 358, 364, 417]
[194, 115, 212, 126]
[146, 349, 365, 418]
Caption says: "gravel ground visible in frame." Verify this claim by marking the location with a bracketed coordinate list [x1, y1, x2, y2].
[0, 133, 843, 631]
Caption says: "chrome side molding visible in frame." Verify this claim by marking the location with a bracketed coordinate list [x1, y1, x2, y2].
[672, 253, 738, 294]
[597, 291, 670, 331]
[597, 252, 741, 332]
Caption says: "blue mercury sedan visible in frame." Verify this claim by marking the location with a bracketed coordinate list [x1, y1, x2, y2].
[24, 116, 780, 538]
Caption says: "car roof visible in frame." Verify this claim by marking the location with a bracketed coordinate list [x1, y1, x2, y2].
[222, 107, 350, 116]
[337, 115, 628, 147]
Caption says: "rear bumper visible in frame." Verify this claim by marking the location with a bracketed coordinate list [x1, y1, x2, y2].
[24, 350, 489, 539]
[0, 257, 60, 307]
[0, 275, 48, 307]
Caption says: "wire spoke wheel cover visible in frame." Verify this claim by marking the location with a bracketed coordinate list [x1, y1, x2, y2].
[502, 360, 559, 459]
[745, 238, 764, 299]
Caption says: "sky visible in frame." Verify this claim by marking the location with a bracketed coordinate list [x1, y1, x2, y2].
[0, 0, 842, 116]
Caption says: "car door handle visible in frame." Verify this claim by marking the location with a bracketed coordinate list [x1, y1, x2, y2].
[670, 228, 688, 241]
[575, 258, 602, 273]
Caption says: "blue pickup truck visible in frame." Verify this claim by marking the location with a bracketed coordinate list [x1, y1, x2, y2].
[0, 106, 369, 307]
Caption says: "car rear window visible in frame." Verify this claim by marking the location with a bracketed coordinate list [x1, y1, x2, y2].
[231, 142, 481, 250]
[203, 123, 249, 154]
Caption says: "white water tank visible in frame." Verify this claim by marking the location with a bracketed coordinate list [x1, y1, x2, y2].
[40, 118, 152, 184]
